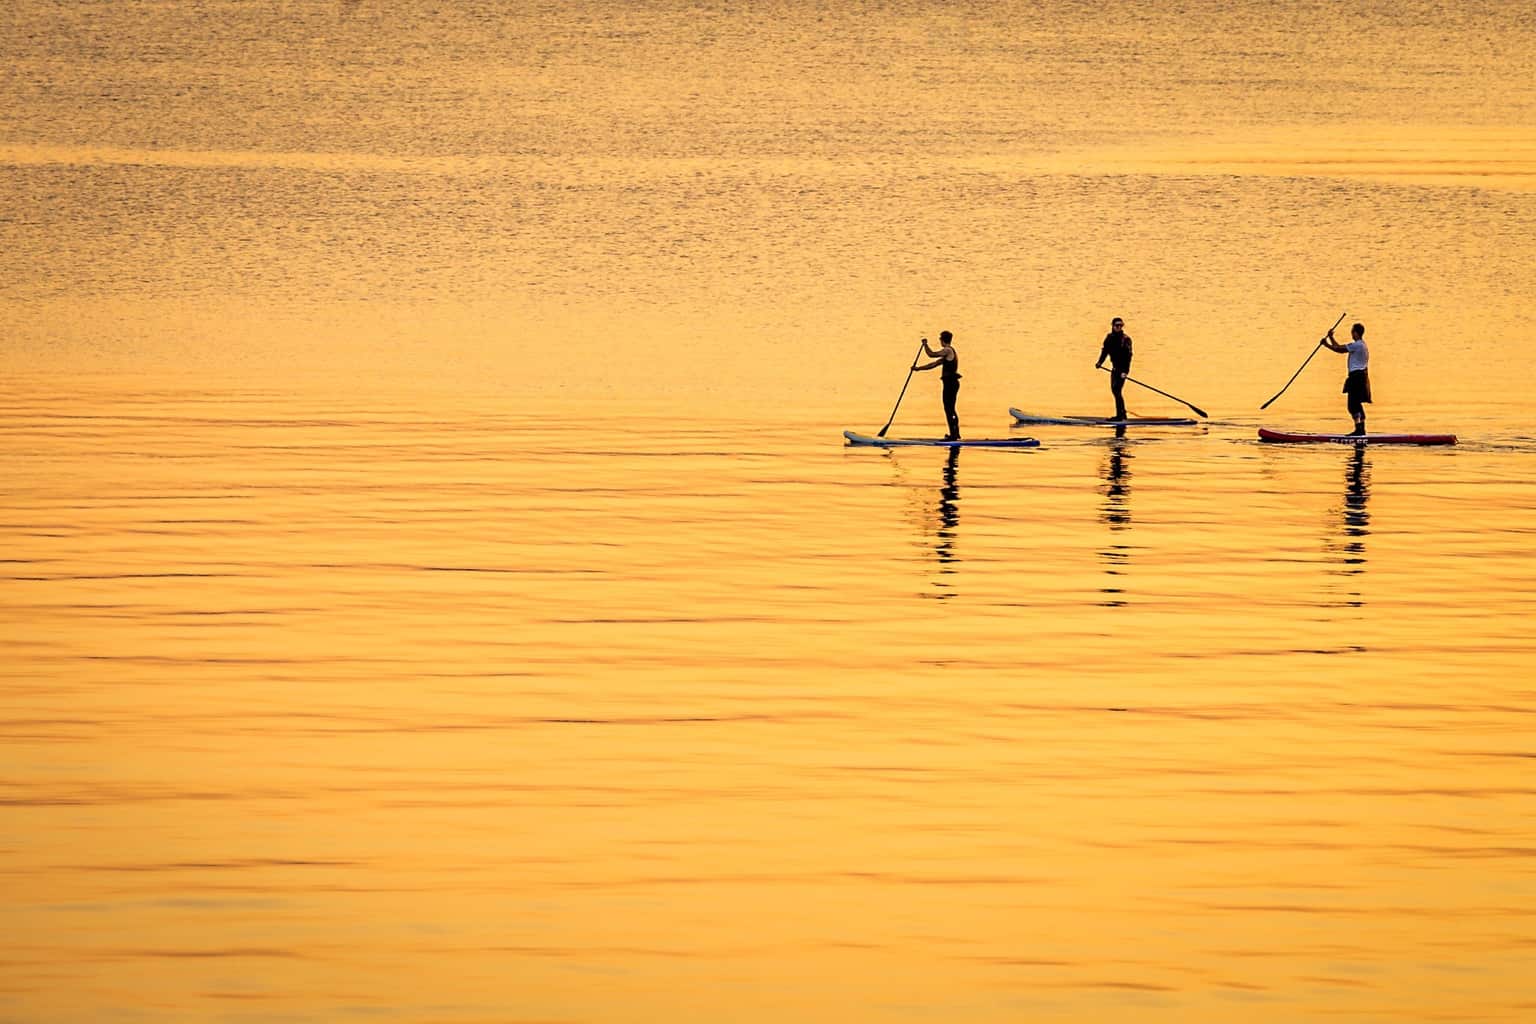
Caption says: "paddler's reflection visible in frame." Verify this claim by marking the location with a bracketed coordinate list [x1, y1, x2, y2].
[883, 445, 963, 599]
[1099, 431, 1134, 606]
[932, 445, 960, 582]
[1339, 443, 1371, 568]
[1320, 444, 1372, 607]
[1101, 429, 1132, 528]
[910, 446, 963, 600]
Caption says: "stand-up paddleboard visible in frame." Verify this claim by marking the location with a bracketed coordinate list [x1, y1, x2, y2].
[844, 430, 1039, 448]
[1009, 408, 1198, 427]
[1258, 427, 1457, 446]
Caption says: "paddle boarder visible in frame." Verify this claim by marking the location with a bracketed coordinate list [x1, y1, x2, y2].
[912, 331, 961, 440]
[1322, 322, 1371, 436]
[1095, 317, 1133, 420]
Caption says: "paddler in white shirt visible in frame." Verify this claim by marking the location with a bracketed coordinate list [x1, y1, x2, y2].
[1322, 322, 1371, 436]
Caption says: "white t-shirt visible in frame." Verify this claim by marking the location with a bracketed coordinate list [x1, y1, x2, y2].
[1346, 339, 1369, 373]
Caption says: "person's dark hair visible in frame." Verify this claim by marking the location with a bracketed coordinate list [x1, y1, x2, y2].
[939, 330, 953, 343]
[1352, 322, 1365, 338]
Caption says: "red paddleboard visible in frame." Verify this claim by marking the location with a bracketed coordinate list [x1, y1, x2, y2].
[1258, 428, 1456, 446]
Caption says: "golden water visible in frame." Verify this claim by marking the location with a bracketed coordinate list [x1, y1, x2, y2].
[3, 2, 1535, 1021]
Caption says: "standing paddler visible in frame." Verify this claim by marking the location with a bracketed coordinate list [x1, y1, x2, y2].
[912, 330, 961, 440]
[1321, 321, 1371, 436]
[1094, 316, 1133, 420]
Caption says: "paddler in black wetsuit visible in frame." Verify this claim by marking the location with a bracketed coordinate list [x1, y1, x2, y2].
[913, 330, 961, 440]
[1094, 316, 1133, 420]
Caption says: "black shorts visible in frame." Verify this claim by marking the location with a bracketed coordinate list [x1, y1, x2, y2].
[1343, 370, 1372, 404]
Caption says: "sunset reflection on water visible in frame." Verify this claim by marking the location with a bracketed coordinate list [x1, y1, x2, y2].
[4, 0, 1536, 1019]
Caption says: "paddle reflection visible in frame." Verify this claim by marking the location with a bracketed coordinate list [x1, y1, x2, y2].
[1099, 430, 1135, 607]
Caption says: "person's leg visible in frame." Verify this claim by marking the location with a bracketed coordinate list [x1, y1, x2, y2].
[1111, 373, 1127, 420]
[1348, 395, 1366, 435]
[944, 381, 960, 439]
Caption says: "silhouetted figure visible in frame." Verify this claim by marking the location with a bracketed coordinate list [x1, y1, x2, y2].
[1095, 316, 1133, 420]
[912, 330, 961, 439]
[1322, 321, 1371, 436]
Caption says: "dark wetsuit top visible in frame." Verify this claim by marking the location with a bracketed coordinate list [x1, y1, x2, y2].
[941, 349, 960, 384]
[1099, 332, 1132, 373]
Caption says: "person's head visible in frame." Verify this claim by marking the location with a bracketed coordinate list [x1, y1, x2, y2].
[939, 330, 953, 345]
[1351, 322, 1365, 340]
[1111, 317, 1125, 333]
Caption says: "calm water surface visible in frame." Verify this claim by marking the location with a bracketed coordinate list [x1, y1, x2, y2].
[3, 380, 1532, 1021]
[3, 0, 1536, 1020]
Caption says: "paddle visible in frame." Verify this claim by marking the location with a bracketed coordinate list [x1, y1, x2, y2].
[878, 338, 929, 437]
[1259, 311, 1348, 411]
[1098, 367, 1208, 418]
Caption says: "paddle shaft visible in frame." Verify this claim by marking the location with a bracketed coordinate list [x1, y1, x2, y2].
[1098, 367, 1208, 419]
[1259, 311, 1348, 410]
[878, 338, 929, 437]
